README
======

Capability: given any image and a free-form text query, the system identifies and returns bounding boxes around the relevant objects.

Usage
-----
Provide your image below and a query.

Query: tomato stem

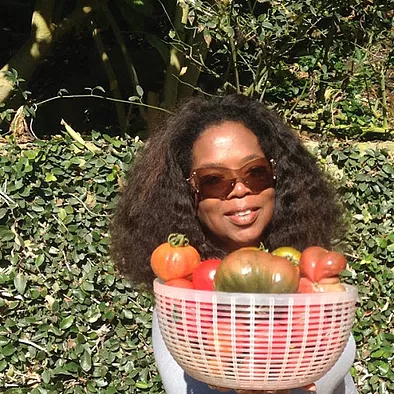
[258,241,268,251]
[167,233,190,247]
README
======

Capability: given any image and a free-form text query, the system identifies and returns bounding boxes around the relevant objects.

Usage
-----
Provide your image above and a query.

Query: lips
[225,207,259,226]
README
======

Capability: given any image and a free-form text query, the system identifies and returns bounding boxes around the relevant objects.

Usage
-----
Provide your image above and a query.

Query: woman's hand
[236,390,290,394]
[208,387,290,393]
[209,383,317,393]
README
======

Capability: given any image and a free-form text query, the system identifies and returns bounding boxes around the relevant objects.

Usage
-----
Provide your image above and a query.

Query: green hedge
[326,144,394,393]
[0,134,393,393]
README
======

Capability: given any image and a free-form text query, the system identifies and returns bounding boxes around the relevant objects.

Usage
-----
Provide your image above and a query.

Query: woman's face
[191,121,275,252]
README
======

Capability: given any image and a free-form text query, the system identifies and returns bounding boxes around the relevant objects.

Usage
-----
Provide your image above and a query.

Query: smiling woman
[110,94,357,394]
[189,121,275,252]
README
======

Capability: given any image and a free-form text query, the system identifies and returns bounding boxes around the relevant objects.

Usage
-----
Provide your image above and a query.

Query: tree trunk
[91,19,128,133]
[162,2,187,109]
[162,2,208,109]
[0,0,108,105]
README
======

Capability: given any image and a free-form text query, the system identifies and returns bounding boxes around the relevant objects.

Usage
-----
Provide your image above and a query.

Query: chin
[228,233,261,250]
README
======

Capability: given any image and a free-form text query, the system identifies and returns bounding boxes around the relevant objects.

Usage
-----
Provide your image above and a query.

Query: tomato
[172,298,214,340]
[192,259,221,290]
[297,277,345,293]
[285,303,342,355]
[253,321,290,356]
[237,322,299,373]
[204,318,249,359]
[165,278,195,289]
[272,246,301,266]
[299,246,347,283]
[214,248,300,293]
[150,233,201,281]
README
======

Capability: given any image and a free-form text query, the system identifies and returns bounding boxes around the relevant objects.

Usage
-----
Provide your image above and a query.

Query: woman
[110,94,358,394]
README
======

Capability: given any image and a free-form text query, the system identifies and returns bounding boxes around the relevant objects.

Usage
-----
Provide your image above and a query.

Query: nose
[227,178,252,198]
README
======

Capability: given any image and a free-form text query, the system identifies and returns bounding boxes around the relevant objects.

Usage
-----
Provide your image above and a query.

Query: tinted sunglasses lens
[197,174,234,200]
[244,163,274,192]
[193,158,274,200]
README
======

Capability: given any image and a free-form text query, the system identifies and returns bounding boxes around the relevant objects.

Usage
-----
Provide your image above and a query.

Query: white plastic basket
[154,279,358,391]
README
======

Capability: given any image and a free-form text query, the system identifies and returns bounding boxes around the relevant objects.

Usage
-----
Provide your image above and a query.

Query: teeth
[235,210,251,216]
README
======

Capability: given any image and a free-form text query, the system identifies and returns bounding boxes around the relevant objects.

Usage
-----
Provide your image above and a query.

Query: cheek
[258,191,275,228]
[197,201,220,226]
[261,189,275,216]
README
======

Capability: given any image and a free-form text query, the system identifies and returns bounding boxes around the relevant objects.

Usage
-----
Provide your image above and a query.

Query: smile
[234,209,252,216]
[226,208,258,226]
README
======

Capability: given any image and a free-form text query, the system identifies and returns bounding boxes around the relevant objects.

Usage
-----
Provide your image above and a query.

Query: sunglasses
[187,157,276,201]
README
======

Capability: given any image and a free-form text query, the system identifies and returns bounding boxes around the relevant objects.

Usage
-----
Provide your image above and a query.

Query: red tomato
[204,318,249,359]
[173,300,213,340]
[239,321,300,369]
[297,277,346,293]
[150,233,201,281]
[192,259,221,290]
[254,321,289,356]
[286,304,341,354]
[299,246,347,283]
[165,278,195,289]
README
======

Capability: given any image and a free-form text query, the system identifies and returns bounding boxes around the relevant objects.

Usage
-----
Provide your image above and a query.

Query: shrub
[0,134,393,393]
[0,134,163,393]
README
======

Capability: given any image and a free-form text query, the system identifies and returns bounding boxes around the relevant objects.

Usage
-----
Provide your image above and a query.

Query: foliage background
[0,134,393,394]
[0,0,393,393]
[0,0,393,139]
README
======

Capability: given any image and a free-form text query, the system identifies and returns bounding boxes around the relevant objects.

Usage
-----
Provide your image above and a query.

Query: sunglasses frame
[187,157,277,201]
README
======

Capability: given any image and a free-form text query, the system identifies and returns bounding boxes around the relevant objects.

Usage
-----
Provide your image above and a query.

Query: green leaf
[377,361,390,375]
[136,85,144,98]
[136,382,150,389]
[82,281,94,292]
[123,309,134,319]
[35,254,45,267]
[42,369,51,383]
[0,359,7,371]
[59,316,75,330]
[81,350,92,372]
[58,208,67,221]
[105,274,115,286]
[2,343,16,356]
[0,208,7,220]
[14,272,27,294]
[64,361,80,372]
[382,164,393,174]
[45,173,57,182]
[0,227,14,241]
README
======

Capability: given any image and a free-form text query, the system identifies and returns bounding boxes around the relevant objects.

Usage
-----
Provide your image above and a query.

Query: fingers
[208,387,288,394]
[209,385,314,393]
[236,390,290,394]
[303,383,317,391]
[208,385,232,392]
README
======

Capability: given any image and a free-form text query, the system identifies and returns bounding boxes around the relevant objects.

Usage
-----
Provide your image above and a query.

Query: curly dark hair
[110,94,344,285]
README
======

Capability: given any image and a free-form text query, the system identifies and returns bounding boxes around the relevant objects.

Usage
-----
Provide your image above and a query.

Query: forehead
[191,121,265,169]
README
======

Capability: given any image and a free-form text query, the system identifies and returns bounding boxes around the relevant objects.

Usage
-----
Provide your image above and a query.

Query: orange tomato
[150,233,201,281]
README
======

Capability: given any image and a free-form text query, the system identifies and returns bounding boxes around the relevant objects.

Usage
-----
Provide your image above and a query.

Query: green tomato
[272,246,301,266]
[214,248,300,293]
